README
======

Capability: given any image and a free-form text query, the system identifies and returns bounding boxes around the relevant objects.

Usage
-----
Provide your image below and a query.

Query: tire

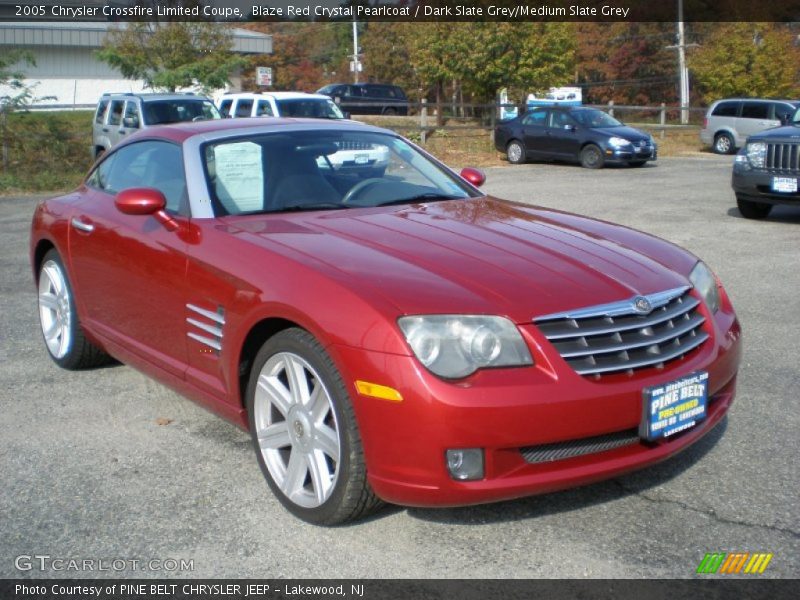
[37,249,112,370]
[736,196,772,220]
[506,140,526,164]
[580,144,605,169]
[382,107,397,116]
[246,328,380,525]
[713,132,734,155]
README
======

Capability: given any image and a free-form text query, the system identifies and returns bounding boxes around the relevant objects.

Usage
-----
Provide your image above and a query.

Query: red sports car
[30,119,741,524]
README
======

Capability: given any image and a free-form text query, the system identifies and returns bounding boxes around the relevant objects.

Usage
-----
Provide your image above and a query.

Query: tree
[96,23,248,94]
[690,23,800,102]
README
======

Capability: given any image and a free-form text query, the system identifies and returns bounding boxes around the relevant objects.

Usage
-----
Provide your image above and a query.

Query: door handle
[70,217,94,233]
[119,130,126,135]
[102,128,109,133]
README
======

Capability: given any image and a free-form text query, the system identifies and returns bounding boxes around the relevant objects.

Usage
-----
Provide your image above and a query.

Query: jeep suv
[700,98,799,154]
[316,83,409,116]
[732,106,800,219]
[92,93,220,159]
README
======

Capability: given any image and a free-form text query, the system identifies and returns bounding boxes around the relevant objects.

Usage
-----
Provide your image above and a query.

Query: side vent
[186,303,225,355]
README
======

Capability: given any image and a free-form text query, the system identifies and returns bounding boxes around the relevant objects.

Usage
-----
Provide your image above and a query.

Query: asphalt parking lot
[1,155,798,579]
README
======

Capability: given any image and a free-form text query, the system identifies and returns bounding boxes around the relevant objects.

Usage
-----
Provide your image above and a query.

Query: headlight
[398,315,533,379]
[689,262,720,313]
[608,136,631,148]
[746,141,767,168]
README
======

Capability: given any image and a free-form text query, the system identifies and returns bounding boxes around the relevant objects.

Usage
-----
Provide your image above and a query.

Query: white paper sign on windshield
[213,142,264,213]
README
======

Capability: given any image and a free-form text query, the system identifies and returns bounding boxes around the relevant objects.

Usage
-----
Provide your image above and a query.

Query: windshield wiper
[268,203,349,213]
[374,193,463,207]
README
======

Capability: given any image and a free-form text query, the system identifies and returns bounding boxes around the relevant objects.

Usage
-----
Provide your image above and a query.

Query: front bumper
[331,303,741,507]
[604,143,657,164]
[732,161,800,206]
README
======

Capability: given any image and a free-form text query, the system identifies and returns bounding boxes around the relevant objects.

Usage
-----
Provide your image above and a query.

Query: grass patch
[0,110,93,194]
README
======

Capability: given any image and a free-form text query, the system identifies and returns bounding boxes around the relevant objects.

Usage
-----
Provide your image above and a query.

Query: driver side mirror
[460,167,486,187]
[115,188,178,231]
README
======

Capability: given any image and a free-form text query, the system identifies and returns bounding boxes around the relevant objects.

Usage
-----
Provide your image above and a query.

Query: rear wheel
[506,140,526,164]
[713,132,734,155]
[37,249,112,369]
[246,328,380,525]
[580,144,605,169]
[736,196,772,219]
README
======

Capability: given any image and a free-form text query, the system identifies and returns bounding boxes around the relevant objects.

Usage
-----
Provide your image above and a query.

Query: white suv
[218,92,389,176]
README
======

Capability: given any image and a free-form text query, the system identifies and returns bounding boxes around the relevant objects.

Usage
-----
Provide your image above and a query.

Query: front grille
[534,287,708,377]
[520,429,640,464]
[766,143,800,171]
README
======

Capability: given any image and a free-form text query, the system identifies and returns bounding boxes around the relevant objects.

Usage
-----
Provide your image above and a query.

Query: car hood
[592,125,651,142]
[749,123,800,141]
[224,198,696,323]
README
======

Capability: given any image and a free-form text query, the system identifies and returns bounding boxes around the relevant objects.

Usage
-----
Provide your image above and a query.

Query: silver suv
[92,93,220,159]
[700,98,799,154]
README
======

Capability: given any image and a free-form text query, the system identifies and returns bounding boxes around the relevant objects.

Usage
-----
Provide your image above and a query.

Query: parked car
[218,91,345,120]
[700,98,799,155]
[32,118,740,524]
[732,106,800,219]
[494,106,657,168]
[92,93,219,159]
[317,83,409,116]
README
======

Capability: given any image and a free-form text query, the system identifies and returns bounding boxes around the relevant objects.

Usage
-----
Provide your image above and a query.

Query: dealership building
[0,19,272,107]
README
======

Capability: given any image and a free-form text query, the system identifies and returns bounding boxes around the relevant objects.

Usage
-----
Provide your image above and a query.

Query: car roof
[101,93,210,102]
[221,92,332,101]
[116,117,391,145]
[712,98,800,104]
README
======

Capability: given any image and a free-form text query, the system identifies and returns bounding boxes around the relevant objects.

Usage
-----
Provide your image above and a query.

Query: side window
[549,111,574,128]
[236,99,254,117]
[108,100,125,126]
[86,153,117,191]
[95,98,109,124]
[712,102,739,117]
[740,102,769,119]
[219,99,232,118]
[256,100,274,116]
[773,103,795,122]
[123,102,140,129]
[102,142,187,213]
[522,109,548,126]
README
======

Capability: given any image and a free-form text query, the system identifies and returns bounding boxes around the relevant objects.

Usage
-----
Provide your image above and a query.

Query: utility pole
[666,0,697,125]
[352,21,360,84]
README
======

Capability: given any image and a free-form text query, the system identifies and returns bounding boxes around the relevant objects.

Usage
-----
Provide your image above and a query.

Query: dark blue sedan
[495,106,657,168]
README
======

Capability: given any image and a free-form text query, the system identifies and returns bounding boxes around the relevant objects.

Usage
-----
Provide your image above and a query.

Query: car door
[736,101,774,142]
[67,141,189,377]
[117,100,141,141]
[545,110,581,158]
[104,99,126,148]
[520,108,551,157]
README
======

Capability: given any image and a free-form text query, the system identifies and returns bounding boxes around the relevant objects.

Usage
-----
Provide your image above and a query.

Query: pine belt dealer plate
[772,177,798,193]
[640,371,708,441]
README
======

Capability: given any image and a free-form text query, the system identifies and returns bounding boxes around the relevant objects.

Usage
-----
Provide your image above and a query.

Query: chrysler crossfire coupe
[31,118,741,524]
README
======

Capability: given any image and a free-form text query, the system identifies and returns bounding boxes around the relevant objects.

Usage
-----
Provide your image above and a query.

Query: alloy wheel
[38,259,72,359]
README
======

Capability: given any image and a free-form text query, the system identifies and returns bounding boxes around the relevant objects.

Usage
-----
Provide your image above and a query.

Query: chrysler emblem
[633,296,652,314]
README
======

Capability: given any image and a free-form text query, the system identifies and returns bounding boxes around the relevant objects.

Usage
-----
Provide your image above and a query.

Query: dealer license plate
[772,177,797,193]
[640,371,708,441]
[354,153,370,165]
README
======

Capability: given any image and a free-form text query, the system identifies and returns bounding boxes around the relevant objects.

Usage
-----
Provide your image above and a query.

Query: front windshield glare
[203,131,474,216]
[572,109,622,128]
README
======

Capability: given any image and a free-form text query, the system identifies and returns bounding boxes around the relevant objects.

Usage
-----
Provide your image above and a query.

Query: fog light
[446,449,484,481]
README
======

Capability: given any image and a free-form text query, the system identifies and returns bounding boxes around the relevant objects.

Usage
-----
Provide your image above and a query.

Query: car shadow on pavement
[726,206,800,223]
[403,417,728,526]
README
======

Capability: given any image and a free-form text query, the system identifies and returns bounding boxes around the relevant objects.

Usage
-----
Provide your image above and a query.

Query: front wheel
[37,249,112,369]
[246,328,380,525]
[580,144,605,169]
[506,140,526,164]
[736,196,772,220]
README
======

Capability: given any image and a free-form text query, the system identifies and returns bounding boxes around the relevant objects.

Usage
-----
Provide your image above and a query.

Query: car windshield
[202,130,475,216]
[317,85,337,95]
[143,100,220,125]
[571,109,622,128]
[275,99,345,119]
